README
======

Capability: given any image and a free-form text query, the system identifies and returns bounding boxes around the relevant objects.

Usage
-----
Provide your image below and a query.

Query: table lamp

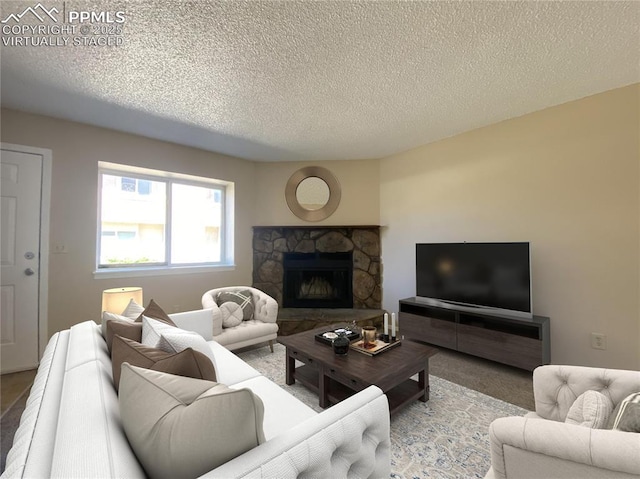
[101,287,143,315]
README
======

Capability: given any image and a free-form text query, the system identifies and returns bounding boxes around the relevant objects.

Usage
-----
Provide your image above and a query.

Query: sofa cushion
[105,320,142,353]
[607,392,640,432]
[206,340,262,386]
[111,335,216,391]
[135,299,176,325]
[119,363,265,479]
[213,320,279,349]
[230,376,317,440]
[121,298,145,319]
[217,290,254,320]
[565,390,613,428]
[101,311,132,338]
[159,329,217,366]
[220,302,244,328]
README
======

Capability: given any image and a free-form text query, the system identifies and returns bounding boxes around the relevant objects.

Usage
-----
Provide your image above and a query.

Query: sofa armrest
[489,416,640,479]
[200,386,391,479]
[169,308,215,341]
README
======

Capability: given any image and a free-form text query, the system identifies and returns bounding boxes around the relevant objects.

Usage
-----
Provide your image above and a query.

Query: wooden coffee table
[278,326,438,415]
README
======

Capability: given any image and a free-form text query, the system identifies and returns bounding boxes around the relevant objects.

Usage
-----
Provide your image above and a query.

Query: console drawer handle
[330,369,335,373]
[292,351,298,356]
[308,358,313,363]
[351,379,357,385]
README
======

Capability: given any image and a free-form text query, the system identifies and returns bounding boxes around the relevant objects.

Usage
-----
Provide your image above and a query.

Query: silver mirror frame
[285,166,341,222]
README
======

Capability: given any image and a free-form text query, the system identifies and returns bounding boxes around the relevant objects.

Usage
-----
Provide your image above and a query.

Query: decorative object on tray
[315,327,360,345]
[362,326,377,348]
[350,337,402,356]
[331,331,350,356]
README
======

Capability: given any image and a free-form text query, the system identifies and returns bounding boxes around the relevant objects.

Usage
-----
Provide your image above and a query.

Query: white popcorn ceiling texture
[1,1,638,161]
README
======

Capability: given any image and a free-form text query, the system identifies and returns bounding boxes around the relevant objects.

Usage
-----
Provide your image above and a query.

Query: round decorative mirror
[285,166,341,221]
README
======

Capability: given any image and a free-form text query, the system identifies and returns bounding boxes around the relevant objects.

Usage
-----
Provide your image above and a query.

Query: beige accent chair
[486,364,640,479]
[202,286,279,352]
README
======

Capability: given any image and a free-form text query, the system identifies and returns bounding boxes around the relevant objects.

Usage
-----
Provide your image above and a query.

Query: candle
[383,313,389,336]
[391,312,396,338]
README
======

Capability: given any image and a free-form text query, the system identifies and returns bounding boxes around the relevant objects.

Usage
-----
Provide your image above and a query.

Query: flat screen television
[416,242,532,319]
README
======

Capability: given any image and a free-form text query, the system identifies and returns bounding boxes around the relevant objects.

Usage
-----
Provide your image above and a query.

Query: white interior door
[1,146,46,373]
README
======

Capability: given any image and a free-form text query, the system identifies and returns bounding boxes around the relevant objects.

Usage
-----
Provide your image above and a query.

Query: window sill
[93,264,235,280]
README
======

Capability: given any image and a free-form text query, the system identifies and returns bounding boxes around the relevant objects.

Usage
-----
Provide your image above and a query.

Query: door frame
[1,142,51,362]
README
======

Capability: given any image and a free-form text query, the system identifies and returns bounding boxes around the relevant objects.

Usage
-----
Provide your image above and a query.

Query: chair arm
[201,386,391,479]
[532,365,640,421]
[201,292,223,336]
[252,292,278,324]
[489,416,640,479]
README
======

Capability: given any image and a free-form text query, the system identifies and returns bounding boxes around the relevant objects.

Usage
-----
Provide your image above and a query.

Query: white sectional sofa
[2,310,391,478]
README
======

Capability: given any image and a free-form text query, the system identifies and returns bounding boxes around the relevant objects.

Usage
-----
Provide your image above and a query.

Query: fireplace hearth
[283,252,353,308]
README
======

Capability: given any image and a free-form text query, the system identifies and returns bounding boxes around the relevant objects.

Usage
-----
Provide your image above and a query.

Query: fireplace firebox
[283,252,353,308]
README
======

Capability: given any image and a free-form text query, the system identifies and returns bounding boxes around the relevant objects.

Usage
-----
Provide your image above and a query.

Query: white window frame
[94,162,235,279]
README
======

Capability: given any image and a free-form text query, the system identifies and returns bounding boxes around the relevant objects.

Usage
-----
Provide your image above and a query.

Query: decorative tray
[314,328,360,346]
[350,338,402,356]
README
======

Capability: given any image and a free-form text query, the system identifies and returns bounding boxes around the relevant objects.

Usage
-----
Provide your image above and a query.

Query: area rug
[238,343,527,479]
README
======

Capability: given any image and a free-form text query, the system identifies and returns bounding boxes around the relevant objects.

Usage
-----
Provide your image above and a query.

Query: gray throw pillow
[607,392,640,432]
[565,390,613,428]
[216,290,254,320]
[119,363,265,479]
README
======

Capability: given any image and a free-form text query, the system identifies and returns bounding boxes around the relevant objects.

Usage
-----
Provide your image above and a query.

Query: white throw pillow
[121,298,145,319]
[101,311,132,338]
[141,316,177,348]
[159,330,216,366]
[119,363,265,479]
[565,390,613,428]
[219,302,244,328]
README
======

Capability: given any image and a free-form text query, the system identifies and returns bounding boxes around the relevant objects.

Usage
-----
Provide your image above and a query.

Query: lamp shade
[101,287,143,315]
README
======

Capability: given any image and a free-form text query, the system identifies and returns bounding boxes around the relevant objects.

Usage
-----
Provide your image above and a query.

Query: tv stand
[399,297,550,371]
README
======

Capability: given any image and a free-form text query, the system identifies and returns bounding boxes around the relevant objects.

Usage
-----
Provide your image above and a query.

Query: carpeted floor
[238,343,528,479]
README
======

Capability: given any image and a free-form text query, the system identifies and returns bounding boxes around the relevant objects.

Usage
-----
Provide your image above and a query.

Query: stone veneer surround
[252,226,382,309]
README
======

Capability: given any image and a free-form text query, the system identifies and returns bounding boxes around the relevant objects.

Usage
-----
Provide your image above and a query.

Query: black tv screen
[416,242,532,318]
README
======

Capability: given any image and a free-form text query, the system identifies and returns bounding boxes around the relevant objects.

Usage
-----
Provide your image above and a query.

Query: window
[97,163,233,271]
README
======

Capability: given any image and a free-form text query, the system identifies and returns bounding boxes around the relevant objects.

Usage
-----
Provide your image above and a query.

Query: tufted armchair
[202,286,279,352]
[485,364,640,479]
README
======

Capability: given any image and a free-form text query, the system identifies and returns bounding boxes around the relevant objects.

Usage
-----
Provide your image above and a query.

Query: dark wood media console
[399,297,550,371]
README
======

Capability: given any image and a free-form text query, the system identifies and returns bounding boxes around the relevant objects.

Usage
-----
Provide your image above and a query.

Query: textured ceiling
[1,1,638,161]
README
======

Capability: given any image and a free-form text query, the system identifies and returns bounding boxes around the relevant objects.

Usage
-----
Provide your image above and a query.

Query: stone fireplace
[252,226,381,309]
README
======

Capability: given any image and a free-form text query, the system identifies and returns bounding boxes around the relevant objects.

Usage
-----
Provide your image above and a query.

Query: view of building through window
[99,170,224,267]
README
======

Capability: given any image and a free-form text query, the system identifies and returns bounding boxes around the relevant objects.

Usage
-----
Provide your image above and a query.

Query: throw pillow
[121,298,145,319]
[101,311,132,339]
[142,316,217,368]
[105,319,142,353]
[565,390,613,428]
[135,299,176,326]
[119,363,265,479]
[216,290,254,320]
[141,316,178,348]
[219,302,244,328]
[111,335,216,391]
[607,392,640,432]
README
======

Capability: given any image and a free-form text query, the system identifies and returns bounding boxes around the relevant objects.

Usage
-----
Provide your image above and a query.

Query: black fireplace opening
[283,252,353,308]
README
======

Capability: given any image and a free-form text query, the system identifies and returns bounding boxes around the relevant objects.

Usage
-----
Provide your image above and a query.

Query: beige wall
[253,160,380,226]
[380,84,640,369]
[1,109,257,337]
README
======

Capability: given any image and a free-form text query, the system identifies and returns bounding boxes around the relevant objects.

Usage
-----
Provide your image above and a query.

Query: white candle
[383,313,389,336]
[391,312,396,337]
